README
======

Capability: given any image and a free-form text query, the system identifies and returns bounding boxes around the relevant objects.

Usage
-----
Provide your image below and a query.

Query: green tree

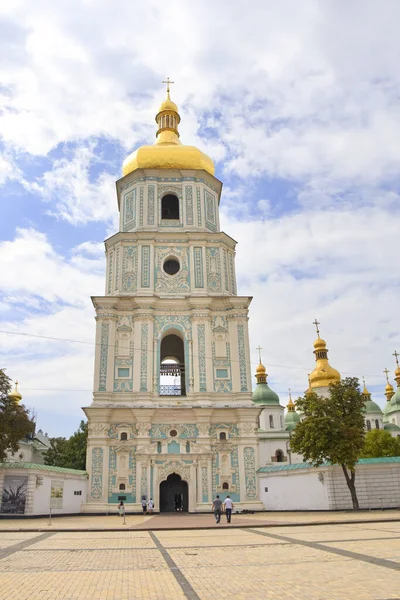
[63,420,88,470]
[0,368,35,462]
[290,377,366,510]
[44,420,88,470]
[360,429,400,458]
[44,437,68,467]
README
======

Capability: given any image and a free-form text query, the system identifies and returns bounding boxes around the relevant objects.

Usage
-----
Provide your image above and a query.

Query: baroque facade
[83,87,263,512]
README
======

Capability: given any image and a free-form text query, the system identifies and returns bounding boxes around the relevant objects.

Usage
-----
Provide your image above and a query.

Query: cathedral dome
[9,381,22,403]
[309,322,341,389]
[122,88,215,177]
[285,393,300,431]
[252,361,280,405]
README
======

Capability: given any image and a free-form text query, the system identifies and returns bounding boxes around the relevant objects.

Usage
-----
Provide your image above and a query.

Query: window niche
[161,194,179,220]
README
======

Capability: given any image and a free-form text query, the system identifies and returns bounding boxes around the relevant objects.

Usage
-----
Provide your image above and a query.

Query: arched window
[269,415,274,429]
[219,432,226,441]
[120,432,127,441]
[119,483,126,490]
[186,441,190,453]
[375,419,380,429]
[222,482,229,490]
[157,441,162,454]
[366,420,371,431]
[280,415,283,429]
[276,450,284,463]
[162,194,179,220]
[160,334,185,396]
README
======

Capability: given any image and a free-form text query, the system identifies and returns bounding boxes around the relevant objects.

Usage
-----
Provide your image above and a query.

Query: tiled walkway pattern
[0,521,400,599]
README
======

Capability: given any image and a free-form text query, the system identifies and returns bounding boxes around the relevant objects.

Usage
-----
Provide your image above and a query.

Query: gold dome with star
[122,82,215,177]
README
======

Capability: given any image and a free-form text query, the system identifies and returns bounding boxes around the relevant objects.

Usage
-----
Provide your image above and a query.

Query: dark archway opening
[160,473,188,512]
[162,194,179,220]
[160,334,185,396]
[276,449,284,463]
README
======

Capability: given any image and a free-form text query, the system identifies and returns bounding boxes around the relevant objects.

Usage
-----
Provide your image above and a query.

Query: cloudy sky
[1,0,399,437]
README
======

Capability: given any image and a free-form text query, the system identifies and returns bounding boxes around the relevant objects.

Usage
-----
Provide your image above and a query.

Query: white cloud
[0,229,105,435]
[1,0,400,435]
[27,144,118,225]
[1,0,400,194]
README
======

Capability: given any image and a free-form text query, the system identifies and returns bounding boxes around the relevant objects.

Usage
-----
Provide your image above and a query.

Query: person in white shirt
[148,498,155,514]
[223,495,234,523]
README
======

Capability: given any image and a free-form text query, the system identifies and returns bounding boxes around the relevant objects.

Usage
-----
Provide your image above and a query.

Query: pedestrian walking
[148,498,154,514]
[141,498,147,514]
[223,495,234,523]
[118,500,125,517]
[212,495,222,524]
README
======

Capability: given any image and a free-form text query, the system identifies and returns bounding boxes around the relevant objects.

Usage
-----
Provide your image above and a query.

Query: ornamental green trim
[257,456,400,473]
[0,462,87,475]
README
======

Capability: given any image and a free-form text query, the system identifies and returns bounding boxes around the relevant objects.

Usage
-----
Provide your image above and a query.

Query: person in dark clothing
[212,495,222,523]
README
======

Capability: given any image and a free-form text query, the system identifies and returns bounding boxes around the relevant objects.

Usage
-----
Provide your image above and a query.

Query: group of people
[118,494,233,523]
[212,495,234,523]
[118,498,155,516]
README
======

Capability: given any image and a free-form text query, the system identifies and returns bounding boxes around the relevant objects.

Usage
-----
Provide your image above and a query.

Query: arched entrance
[159,473,188,512]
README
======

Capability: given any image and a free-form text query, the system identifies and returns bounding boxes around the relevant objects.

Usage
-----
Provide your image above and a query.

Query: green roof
[0,462,87,475]
[384,423,400,431]
[252,382,280,406]
[363,399,383,414]
[257,456,400,473]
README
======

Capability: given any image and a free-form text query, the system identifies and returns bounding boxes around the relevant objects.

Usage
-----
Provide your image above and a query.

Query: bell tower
[83,84,262,512]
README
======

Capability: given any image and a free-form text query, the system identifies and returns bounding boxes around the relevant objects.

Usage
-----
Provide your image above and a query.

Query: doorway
[159,473,188,512]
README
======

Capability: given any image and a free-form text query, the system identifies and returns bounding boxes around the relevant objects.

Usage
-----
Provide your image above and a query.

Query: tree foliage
[360,429,400,458]
[0,368,35,462]
[44,420,88,470]
[290,377,366,510]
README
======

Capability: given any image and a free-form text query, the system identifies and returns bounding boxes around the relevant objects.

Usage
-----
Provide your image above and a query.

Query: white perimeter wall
[259,469,330,510]
[259,462,400,511]
[32,475,88,515]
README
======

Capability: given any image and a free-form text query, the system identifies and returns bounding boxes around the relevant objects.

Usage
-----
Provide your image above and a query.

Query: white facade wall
[0,467,87,516]
[327,463,400,510]
[32,475,88,515]
[258,461,400,511]
[259,469,330,510]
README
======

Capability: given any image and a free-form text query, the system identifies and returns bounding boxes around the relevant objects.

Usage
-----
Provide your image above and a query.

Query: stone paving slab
[1,509,400,532]
[1,524,400,599]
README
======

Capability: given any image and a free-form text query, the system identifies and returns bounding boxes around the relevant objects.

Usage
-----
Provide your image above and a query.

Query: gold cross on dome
[383,367,390,383]
[162,77,175,93]
[393,350,399,367]
[313,319,320,336]
[256,346,262,363]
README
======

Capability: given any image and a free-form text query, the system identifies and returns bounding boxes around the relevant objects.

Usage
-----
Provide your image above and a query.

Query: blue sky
[0,0,399,436]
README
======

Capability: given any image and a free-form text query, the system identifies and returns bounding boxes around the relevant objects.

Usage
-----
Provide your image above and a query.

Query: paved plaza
[0,513,400,599]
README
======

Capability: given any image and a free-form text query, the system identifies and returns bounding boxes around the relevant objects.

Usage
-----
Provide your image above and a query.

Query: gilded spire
[255,346,267,384]
[362,376,371,398]
[122,81,214,176]
[383,367,394,401]
[156,78,181,143]
[287,389,295,412]
[393,351,400,387]
[9,380,22,403]
[309,320,341,389]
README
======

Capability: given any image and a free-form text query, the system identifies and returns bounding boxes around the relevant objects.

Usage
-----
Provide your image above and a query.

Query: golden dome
[287,391,296,412]
[122,89,215,177]
[313,337,327,351]
[362,378,371,397]
[309,321,341,389]
[256,362,266,375]
[9,381,22,403]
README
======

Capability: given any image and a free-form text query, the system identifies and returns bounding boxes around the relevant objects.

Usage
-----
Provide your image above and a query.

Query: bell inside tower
[159,334,186,396]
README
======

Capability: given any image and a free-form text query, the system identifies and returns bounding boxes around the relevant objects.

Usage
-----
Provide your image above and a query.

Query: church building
[82,84,400,513]
[83,83,264,512]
